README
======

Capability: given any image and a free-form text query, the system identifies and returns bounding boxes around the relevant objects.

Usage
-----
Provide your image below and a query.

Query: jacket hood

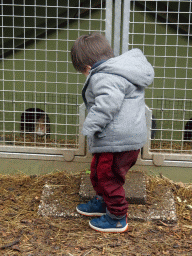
[90,48,154,88]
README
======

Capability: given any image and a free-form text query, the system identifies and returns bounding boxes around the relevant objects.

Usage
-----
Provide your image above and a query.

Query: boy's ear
[83,65,91,77]
[86,65,91,72]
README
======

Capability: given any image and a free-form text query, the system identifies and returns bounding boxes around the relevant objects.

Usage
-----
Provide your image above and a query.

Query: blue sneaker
[89,214,128,233]
[76,196,106,216]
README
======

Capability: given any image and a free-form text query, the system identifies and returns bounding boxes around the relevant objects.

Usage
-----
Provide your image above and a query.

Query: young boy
[71,33,154,233]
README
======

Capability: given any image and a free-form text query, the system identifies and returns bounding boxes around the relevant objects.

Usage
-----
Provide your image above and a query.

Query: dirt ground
[0,171,192,256]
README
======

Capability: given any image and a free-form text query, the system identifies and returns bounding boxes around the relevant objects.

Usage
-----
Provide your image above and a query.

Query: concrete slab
[128,185,177,224]
[38,178,177,224]
[38,184,79,218]
[79,171,147,204]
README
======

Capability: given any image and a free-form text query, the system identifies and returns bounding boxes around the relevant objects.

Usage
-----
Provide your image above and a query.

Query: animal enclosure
[0,0,192,166]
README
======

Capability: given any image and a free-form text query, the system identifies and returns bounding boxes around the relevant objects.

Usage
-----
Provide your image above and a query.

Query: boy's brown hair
[71,33,114,73]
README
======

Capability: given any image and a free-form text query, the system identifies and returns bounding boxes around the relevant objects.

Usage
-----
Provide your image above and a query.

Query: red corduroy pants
[90,150,140,216]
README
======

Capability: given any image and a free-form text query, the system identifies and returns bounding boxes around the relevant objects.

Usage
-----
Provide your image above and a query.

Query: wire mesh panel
[0,0,105,153]
[129,0,192,157]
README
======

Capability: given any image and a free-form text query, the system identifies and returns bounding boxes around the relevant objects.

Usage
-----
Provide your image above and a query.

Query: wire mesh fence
[129,0,192,155]
[0,0,106,149]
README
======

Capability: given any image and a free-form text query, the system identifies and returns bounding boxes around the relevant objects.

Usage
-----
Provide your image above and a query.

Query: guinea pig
[151,115,157,139]
[184,118,192,141]
[20,108,50,138]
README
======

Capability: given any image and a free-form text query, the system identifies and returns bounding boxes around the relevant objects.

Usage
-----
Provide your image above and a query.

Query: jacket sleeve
[82,73,125,137]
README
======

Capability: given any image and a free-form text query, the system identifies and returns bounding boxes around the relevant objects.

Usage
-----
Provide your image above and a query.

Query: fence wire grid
[128,0,192,155]
[0,0,105,149]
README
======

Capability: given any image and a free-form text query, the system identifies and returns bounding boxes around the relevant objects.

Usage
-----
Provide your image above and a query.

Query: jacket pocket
[95,131,106,138]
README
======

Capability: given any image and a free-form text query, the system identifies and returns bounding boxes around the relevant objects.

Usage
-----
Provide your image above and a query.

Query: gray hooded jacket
[81,48,154,153]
